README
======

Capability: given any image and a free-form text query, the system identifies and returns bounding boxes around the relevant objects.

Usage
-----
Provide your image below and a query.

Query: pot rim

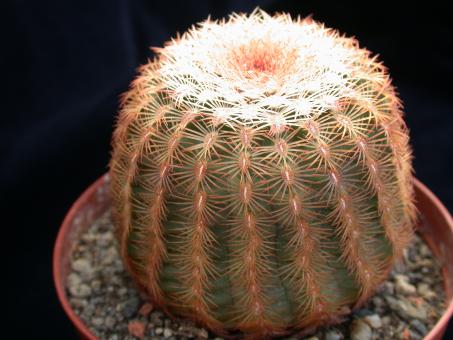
[53,176,105,340]
[53,175,453,339]
[415,179,453,340]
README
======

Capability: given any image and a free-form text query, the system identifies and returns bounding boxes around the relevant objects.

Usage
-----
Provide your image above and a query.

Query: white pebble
[363,314,382,329]
[71,258,93,279]
[350,319,372,340]
[325,329,342,340]
[163,328,173,338]
[417,283,436,299]
[69,283,91,298]
[395,274,416,295]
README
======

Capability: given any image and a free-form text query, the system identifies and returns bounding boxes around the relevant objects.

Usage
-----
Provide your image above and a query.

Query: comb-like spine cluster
[109,10,415,338]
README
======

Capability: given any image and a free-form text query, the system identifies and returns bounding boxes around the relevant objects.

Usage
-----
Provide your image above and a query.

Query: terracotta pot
[53,174,453,339]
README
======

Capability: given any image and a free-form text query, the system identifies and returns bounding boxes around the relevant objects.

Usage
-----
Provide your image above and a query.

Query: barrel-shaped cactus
[109,10,415,337]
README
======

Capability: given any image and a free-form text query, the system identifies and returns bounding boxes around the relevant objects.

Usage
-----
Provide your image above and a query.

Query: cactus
[109,9,415,338]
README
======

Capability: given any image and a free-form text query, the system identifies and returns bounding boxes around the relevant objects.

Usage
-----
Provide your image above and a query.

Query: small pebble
[67,272,82,287]
[69,297,87,308]
[138,303,154,317]
[81,304,95,317]
[401,327,411,340]
[163,328,172,338]
[395,274,416,295]
[350,319,372,340]
[105,316,116,329]
[92,317,104,327]
[197,328,209,339]
[420,244,431,257]
[409,330,423,340]
[410,319,428,335]
[394,299,427,321]
[118,287,128,296]
[101,246,117,265]
[372,296,383,308]
[381,316,391,325]
[381,281,395,295]
[82,232,96,243]
[121,296,140,318]
[128,320,145,338]
[325,329,342,340]
[417,282,436,299]
[97,232,113,247]
[91,279,102,292]
[69,283,92,298]
[362,314,382,329]
[72,258,93,278]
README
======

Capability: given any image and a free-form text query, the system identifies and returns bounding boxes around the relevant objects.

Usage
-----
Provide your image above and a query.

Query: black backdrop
[3,0,452,338]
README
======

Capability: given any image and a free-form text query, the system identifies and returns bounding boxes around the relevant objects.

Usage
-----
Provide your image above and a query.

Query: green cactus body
[109,10,415,338]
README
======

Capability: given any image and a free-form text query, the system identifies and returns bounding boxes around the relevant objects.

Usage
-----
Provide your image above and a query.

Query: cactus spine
[109,9,415,338]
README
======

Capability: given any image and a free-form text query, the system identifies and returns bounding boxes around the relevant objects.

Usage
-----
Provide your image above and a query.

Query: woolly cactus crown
[157,10,385,123]
[110,9,415,338]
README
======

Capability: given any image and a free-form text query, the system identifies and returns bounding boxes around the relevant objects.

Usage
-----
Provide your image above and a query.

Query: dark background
[3,0,452,338]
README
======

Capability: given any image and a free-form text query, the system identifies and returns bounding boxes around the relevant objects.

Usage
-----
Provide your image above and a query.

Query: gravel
[67,210,446,339]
